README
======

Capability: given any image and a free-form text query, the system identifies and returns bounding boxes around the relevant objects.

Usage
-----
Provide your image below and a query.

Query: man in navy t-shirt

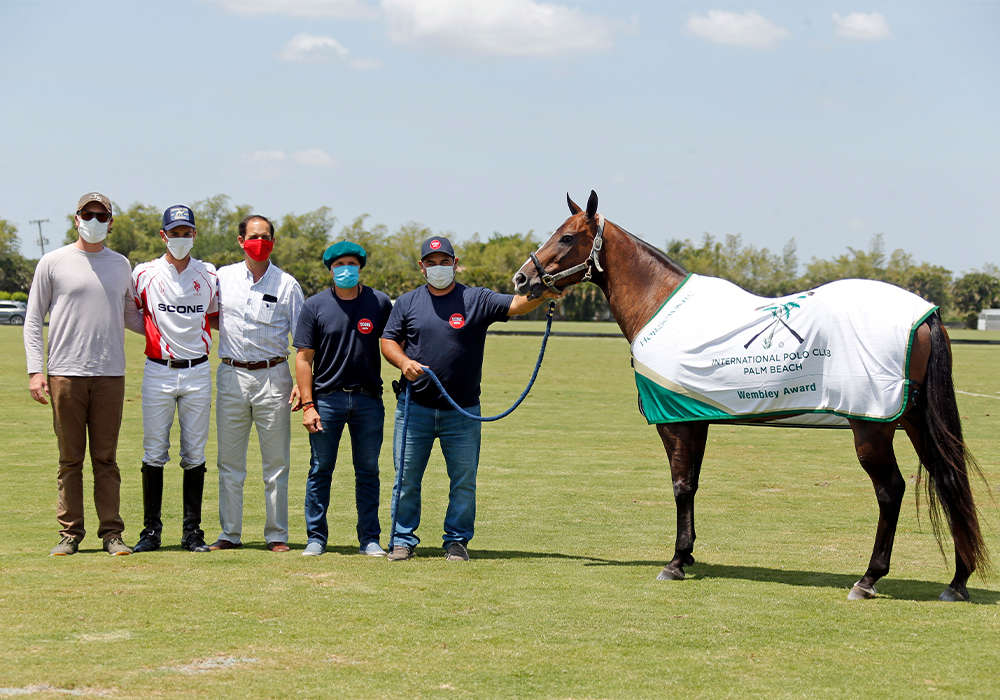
[380,235,559,561]
[293,241,392,557]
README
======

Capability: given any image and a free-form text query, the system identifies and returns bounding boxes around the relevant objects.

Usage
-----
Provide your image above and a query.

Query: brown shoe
[267,542,290,552]
[208,539,242,551]
[386,545,414,561]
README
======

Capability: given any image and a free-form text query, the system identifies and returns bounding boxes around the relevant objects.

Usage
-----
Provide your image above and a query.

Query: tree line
[2,195,998,325]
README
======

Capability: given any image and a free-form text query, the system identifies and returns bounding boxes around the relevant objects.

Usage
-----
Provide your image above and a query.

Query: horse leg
[847,420,906,600]
[655,422,708,581]
[900,418,973,602]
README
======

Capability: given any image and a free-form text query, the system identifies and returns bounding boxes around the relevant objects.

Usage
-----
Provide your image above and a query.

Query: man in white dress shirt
[132,204,219,553]
[209,214,304,553]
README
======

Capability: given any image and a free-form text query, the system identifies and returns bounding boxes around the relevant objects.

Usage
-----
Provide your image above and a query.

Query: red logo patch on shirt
[449,313,465,329]
[357,318,374,334]
[430,239,441,250]
[193,280,201,294]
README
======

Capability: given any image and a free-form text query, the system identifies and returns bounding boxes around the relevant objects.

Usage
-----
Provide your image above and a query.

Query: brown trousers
[49,375,126,542]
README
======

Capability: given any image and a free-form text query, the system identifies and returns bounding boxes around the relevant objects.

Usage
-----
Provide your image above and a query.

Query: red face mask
[242,238,274,262]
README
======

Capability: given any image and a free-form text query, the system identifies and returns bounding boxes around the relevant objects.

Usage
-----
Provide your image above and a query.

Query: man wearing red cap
[24,192,143,556]
[380,236,558,562]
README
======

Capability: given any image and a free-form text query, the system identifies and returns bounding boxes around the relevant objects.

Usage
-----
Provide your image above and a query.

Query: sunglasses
[78,210,111,223]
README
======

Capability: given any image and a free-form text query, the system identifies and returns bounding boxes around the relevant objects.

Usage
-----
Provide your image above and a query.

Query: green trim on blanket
[635,373,735,422]
[635,273,693,335]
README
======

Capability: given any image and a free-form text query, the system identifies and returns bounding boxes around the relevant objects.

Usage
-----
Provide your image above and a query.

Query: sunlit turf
[1,324,998,697]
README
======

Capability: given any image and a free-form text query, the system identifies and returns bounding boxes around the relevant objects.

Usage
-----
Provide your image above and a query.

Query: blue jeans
[390,400,481,549]
[305,392,384,547]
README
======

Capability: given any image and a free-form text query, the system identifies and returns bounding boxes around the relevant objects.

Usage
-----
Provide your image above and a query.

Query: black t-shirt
[293,286,392,395]
[382,283,513,409]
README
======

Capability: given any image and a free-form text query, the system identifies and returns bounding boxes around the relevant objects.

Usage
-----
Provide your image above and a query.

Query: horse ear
[567,193,582,215]
[586,190,598,219]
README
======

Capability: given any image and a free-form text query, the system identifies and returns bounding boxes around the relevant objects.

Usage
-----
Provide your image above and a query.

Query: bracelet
[301,401,315,410]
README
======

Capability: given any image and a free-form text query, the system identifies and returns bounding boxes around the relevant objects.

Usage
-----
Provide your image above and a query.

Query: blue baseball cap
[162,205,196,231]
[420,236,455,259]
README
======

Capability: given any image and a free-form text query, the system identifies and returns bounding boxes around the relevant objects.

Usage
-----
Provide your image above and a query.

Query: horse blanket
[631,274,937,427]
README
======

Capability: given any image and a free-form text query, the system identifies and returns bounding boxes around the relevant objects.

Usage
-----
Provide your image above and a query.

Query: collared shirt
[217,261,304,362]
[133,255,218,360]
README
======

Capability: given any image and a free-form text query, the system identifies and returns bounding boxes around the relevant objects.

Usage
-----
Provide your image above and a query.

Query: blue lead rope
[388,301,556,552]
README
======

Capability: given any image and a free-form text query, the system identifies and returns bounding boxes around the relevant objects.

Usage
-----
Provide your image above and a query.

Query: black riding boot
[133,463,163,553]
[181,464,210,552]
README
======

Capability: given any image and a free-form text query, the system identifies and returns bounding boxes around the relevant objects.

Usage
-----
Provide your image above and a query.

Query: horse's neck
[596,222,687,343]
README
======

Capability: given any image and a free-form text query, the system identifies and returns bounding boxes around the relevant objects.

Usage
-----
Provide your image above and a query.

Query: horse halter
[529,214,605,295]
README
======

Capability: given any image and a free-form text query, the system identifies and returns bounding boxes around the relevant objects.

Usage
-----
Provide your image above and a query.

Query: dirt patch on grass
[0,684,114,696]
[166,656,259,674]
[75,630,133,642]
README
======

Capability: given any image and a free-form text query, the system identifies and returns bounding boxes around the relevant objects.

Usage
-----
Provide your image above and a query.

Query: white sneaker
[360,541,386,557]
[302,541,325,556]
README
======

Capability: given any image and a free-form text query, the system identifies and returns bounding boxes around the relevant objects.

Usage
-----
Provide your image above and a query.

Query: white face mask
[77,218,108,244]
[166,236,194,259]
[425,264,455,289]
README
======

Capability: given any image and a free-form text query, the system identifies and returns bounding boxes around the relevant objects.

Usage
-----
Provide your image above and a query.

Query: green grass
[1,323,998,697]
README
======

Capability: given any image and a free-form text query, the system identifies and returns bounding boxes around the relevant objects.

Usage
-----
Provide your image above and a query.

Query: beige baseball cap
[76,192,112,214]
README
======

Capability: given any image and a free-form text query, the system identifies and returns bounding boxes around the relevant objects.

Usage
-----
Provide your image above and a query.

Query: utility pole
[29,218,49,255]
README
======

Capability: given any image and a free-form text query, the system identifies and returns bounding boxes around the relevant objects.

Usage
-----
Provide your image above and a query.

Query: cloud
[381,0,617,56]
[686,10,789,49]
[832,12,890,41]
[214,0,378,19]
[291,149,336,167]
[244,149,336,168]
[278,33,380,68]
[279,34,350,62]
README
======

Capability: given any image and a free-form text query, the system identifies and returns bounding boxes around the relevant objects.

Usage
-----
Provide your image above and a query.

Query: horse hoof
[938,586,970,602]
[847,582,877,600]
[657,565,685,581]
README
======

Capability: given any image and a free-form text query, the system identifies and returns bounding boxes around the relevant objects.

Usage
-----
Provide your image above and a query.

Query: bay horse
[513,190,989,601]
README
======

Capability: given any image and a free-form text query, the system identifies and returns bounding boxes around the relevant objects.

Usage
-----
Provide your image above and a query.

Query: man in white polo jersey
[131,204,218,553]
[210,214,303,553]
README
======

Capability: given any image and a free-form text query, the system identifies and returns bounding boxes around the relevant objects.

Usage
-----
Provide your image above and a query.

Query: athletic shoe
[386,545,414,561]
[103,536,132,556]
[445,541,470,561]
[302,541,325,556]
[360,541,386,557]
[49,535,79,556]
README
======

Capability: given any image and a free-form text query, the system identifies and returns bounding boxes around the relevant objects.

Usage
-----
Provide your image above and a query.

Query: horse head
[513,190,604,299]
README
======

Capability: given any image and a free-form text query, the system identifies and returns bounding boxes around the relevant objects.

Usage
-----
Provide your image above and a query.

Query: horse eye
[559,234,575,245]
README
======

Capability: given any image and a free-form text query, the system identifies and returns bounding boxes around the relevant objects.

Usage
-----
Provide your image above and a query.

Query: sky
[1,0,997,275]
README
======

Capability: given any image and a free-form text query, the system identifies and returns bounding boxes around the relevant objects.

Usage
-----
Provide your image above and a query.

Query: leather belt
[148,355,208,369]
[221,356,286,370]
[327,386,380,399]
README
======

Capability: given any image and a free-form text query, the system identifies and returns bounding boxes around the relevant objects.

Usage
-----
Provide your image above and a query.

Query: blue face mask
[333,264,360,289]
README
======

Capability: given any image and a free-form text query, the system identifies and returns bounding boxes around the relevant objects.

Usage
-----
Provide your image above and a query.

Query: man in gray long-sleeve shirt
[24,191,144,557]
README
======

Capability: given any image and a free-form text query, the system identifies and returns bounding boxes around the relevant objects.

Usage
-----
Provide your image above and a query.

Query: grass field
[1,322,998,698]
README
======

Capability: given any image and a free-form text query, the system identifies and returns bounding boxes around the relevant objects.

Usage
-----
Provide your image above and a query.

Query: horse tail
[917,313,990,576]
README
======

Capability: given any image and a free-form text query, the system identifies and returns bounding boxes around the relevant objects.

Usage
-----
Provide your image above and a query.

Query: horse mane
[608,220,688,277]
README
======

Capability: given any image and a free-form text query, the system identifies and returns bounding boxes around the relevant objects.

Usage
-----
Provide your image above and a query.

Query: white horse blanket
[631,275,937,427]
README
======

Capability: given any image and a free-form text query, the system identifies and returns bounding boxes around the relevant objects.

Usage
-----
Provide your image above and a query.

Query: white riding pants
[215,362,292,545]
[141,359,212,469]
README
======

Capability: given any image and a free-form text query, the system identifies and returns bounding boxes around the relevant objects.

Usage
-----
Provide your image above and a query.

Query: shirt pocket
[248,294,278,325]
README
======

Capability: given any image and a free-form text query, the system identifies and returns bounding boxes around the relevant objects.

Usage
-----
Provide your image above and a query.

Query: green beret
[322,241,367,269]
